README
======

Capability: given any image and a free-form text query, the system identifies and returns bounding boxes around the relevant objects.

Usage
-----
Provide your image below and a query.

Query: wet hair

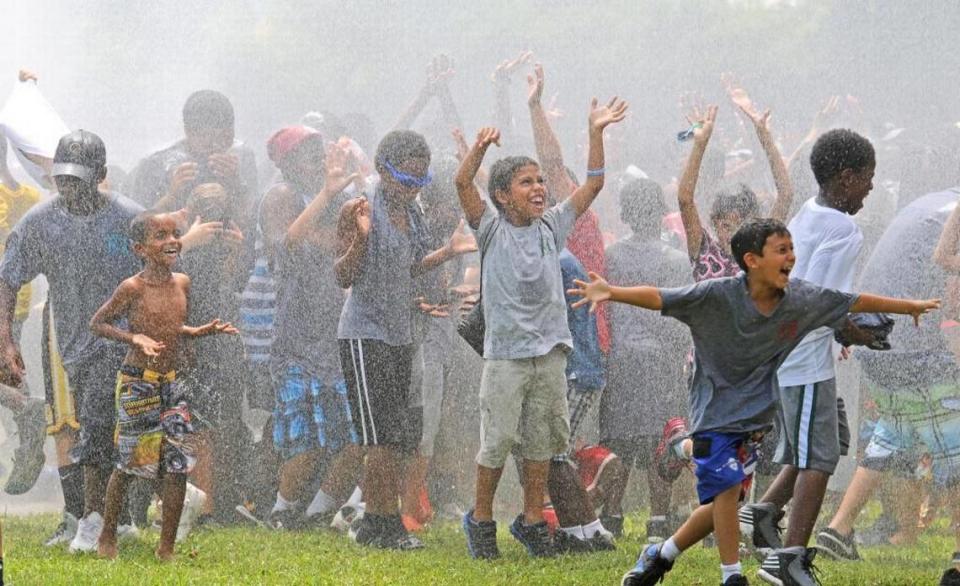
[731,218,791,272]
[182,90,235,132]
[709,183,759,221]
[374,130,431,174]
[488,156,539,212]
[619,178,665,238]
[129,211,164,245]
[810,129,875,187]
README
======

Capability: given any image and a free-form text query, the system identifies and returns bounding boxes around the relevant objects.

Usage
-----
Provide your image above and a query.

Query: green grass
[0,513,953,585]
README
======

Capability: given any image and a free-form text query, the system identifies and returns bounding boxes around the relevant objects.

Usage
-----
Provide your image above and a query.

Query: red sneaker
[542,503,559,535]
[654,417,690,482]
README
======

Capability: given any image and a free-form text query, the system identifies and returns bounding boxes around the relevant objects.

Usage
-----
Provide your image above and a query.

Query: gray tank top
[337,182,429,346]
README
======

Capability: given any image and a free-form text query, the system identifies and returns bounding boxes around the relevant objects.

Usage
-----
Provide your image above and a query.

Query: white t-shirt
[778,198,863,386]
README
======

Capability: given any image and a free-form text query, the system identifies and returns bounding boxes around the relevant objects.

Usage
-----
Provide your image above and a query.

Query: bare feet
[155,546,176,562]
[97,538,118,560]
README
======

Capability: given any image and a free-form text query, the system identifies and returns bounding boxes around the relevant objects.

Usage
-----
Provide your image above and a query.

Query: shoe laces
[801,552,824,585]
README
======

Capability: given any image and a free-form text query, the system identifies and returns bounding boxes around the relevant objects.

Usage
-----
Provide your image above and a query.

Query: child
[455,93,628,560]
[90,212,237,561]
[567,218,938,586]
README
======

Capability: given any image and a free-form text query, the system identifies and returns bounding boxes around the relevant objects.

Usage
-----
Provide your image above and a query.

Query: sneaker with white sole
[68,512,104,553]
[739,502,784,552]
[175,484,207,543]
[815,527,861,561]
[332,502,365,533]
[117,523,140,541]
[44,512,79,547]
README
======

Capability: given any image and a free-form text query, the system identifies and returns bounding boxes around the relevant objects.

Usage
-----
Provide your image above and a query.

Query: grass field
[1,512,954,585]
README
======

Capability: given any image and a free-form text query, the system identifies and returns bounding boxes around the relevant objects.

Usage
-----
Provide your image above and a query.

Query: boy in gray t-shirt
[571,219,939,586]
[455,94,628,561]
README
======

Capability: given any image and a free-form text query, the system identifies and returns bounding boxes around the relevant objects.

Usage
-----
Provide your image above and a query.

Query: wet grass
[0,513,952,585]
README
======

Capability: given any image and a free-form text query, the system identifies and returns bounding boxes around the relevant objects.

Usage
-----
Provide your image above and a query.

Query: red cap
[267,125,321,164]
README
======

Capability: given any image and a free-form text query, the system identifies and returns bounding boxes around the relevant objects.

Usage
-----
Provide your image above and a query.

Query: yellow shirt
[0,183,42,320]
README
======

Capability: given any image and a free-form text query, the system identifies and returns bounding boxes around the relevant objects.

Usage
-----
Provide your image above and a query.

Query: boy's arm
[491,51,532,145]
[567,96,629,218]
[89,281,164,356]
[677,105,717,260]
[850,293,940,326]
[333,198,371,289]
[526,64,575,202]
[286,143,360,246]
[182,318,239,338]
[432,55,464,131]
[933,202,960,273]
[725,80,794,222]
[567,271,663,313]
[454,128,499,229]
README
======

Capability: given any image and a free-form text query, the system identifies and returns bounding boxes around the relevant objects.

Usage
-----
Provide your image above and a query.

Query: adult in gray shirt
[0,130,142,552]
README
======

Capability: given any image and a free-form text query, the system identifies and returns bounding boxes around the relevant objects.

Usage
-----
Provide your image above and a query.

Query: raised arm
[850,293,940,326]
[786,95,841,171]
[334,198,371,289]
[677,105,717,260]
[567,271,663,312]
[491,51,533,145]
[286,142,359,246]
[413,218,477,276]
[526,64,574,201]
[933,202,960,273]
[394,68,435,131]
[455,127,500,228]
[725,79,794,221]
[431,54,464,131]
[567,96,629,218]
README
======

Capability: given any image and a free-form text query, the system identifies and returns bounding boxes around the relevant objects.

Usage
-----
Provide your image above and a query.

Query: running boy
[91,212,237,561]
[567,218,939,586]
[456,93,628,560]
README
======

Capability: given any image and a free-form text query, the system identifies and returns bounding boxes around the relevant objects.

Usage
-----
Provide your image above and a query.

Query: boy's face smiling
[745,232,796,290]
[136,215,182,269]
[496,164,547,224]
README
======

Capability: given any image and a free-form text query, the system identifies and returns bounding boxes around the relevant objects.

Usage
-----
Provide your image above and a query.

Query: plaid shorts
[271,360,357,460]
[567,383,602,446]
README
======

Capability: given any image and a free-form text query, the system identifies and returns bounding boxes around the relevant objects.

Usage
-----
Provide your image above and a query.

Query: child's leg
[473,465,504,522]
[828,466,882,535]
[400,452,431,519]
[319,444,363,502]
[548,457,595,527]
[277,450,320,503]
[711,483,742,565]
[363,445,402,516]
[672,502,715,550]
[97,470,132,559]
[522,459,550,524]
[157,473,187,561]
[191,430,215,515]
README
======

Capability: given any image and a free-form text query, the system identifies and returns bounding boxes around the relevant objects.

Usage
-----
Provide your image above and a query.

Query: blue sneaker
[509,514,556,558]
[463,510,499,560]
[621,543,674,586]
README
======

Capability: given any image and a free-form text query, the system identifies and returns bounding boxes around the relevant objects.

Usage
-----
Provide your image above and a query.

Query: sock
[720,562,743,581]
[583,518,607,538]
[673,439,691,461]
[305,488,337,517]
[560,525,585,539]
[660,537,682,561]
[271,491,298,513]
[58,464,84,519]
[346,486,363,507]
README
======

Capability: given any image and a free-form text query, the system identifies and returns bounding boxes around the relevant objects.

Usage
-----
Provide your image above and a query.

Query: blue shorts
[271,361,358,460]
[691,431,761,505]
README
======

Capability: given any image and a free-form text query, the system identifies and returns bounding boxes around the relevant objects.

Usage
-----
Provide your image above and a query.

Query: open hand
[451,128,470,161]
[588,97,629,133]
[475,127,501,150]
[193,319,239,337]
[132,334,165,356]
[492,51,534,82]
[324,141,361,195]
[686,105,718,144]
[426,54,455,93]
[910,299,941,325]
[181,216,224,250]
[722,75,770,131]
[567,271,612,313]
[18,70,38,83]
[447,219,478,255]
[526,63,545,106]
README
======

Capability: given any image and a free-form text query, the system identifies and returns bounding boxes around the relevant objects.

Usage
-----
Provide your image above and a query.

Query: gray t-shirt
[660,274,857,434]
[474,199,577,360]
[0,193,143,365]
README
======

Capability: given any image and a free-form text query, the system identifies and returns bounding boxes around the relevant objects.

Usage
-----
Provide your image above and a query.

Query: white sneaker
[117,523,140,541]
[44,512,79,547]
[68,512,104,553]
[176,484,207,543]
[332,502,364,533]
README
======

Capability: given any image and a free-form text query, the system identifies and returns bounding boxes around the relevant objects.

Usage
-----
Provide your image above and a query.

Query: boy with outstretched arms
[455,93,628,560]
[91,212,237,561]
[568,219,938,586]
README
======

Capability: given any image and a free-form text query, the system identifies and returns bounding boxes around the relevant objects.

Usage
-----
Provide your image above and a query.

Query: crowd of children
[0,57,959,586]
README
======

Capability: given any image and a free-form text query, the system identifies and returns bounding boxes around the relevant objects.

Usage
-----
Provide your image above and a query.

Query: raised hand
[181,215,224,249]
[567,271,612,313]
[526,63,545,106]
[722,74,770,130]
[323,141,361,195]
[426,54,455,93]
[686,105,718,144]
[813,95,841,132]
[18,70,38,83]
[492,50,534,83]
[451,128,470,162]
[447,218,478,255]
[588,97,629,133]
[474,127,501,149]
[132,334,165,356]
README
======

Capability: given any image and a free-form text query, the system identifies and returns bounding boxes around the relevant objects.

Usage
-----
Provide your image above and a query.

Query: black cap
[51,130,106,182]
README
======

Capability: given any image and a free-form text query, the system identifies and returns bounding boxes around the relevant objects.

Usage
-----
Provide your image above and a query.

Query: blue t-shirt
[0,193,143,365]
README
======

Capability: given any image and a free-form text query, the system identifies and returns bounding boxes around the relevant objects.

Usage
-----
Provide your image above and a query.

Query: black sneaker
[739,502,784,551]
[374,517,425,551]
[554,530,595,554]
[757,551,783,585]
[621,543,674,586]
[815,527,861,561]
[646,517,670,544]
[266,508,304,531]
[586,531,616,552]
[462,510,499,560]
[767,547,822,586]
[350,513,381,546]
[723,575,749,586]
[941,567,960,586]
[4,398,47,495]
[601,514,624,538]
[509,515,556,558]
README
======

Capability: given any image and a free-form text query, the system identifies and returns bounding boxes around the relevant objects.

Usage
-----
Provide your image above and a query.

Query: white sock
[345,486,363,507]
[720,561,743,582]
[305,488,337,517]
[560,525,585,539]
[582,518,608,538]
[271,492,298,513]
[660,537,682,561]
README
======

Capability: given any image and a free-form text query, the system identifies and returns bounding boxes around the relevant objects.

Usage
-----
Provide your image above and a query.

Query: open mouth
[779,265,793,278]
[530,195,544,208]
[162,246,180,259]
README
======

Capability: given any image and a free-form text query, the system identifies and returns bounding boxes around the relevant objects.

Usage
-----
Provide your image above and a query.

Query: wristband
[586,168,605,177]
